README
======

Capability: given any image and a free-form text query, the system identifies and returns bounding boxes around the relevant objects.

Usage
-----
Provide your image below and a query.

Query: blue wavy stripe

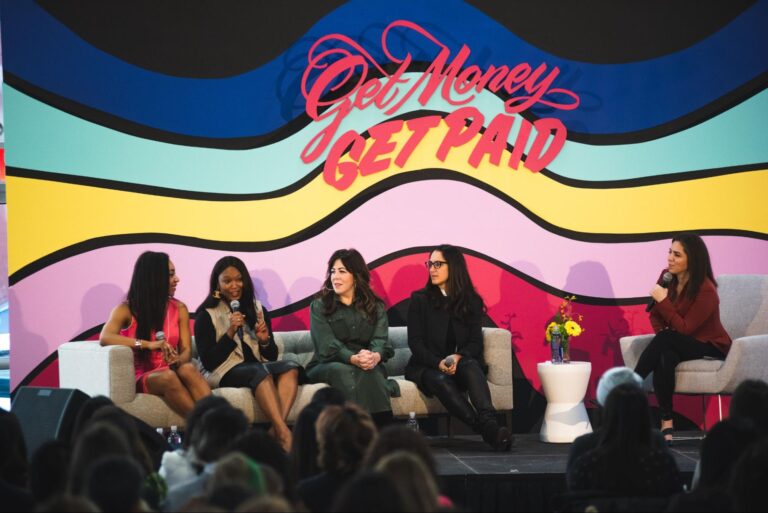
[2,0,767,138]
[6,85,768,194]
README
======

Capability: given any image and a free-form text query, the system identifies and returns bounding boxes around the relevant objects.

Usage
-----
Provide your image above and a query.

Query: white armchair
[620,275,768,407]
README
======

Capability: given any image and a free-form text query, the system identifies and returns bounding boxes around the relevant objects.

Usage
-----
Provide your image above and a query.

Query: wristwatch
[134,339,142,349]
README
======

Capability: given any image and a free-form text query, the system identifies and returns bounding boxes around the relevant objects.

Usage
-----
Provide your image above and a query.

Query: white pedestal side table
[537,361,593,443]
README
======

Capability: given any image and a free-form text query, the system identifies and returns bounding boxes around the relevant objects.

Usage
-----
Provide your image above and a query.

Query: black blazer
[405,289,486,390]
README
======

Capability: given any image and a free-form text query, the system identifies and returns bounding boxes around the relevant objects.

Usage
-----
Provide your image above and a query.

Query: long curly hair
[318,249,383,323]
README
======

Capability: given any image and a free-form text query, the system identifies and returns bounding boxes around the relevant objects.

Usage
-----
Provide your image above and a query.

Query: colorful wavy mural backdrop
[2,1,767,430]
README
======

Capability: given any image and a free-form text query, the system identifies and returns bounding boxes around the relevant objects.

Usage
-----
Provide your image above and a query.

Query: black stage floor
[430,432,701,512]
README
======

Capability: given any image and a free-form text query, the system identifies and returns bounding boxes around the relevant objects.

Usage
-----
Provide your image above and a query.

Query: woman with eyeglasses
[405,244,512,451]
[307,249,396,425]
[100,251,211,417]
[195,256,303,451]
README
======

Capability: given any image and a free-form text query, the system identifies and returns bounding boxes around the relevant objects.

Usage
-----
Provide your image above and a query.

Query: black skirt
[219,360,306,391]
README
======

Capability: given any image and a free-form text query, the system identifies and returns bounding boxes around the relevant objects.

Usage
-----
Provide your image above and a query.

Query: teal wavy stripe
[6,83,768,194]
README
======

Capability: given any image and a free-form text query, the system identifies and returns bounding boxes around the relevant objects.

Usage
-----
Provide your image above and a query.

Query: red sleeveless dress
[120,299,181,392]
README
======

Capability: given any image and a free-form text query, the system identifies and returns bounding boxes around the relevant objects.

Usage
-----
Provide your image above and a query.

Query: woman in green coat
[307,249,396,424]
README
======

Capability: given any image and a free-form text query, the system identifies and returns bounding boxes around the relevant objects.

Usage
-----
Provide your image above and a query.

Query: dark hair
[183,395,231,450]
[0,409,29,488]
[364,425,437,478]
[424,244,485,321]
[730,379,768,434]
[71,396,115,444]
[290,387,347,481]
[670,234,716,301]
[729,438,768,512]
[317,403,377,476]
[698,418,760,488]
[597,383,653,451]
[85,456,145,513]
[332,470,406,513]
[197,256,258,329]
[233,431,292,499]
[127,251,171,341]
[89,406,154,475]
[68,422,131,494]
[318,249,383,323]
[191,405,249,463]
[29,440,71,503]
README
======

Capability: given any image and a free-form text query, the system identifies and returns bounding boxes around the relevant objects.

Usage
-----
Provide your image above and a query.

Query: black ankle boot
[482,420,513,452]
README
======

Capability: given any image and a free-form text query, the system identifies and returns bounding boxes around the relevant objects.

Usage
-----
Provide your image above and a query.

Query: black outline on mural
[6,68,768,149]
[8,168,768,285]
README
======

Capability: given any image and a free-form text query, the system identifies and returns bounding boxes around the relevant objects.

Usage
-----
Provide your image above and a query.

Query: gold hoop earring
[213,290,221,299]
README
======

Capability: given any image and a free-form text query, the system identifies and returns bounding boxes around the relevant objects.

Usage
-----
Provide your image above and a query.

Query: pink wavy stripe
[9,180,768,387]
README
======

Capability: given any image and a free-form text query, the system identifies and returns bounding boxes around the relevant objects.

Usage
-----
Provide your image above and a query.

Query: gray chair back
[717,275,768,340]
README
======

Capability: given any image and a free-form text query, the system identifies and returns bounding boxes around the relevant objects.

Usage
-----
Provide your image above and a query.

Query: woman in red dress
[100,251,211,416]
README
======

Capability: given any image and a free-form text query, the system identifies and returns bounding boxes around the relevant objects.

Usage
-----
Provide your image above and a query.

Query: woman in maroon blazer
[635,234,731,444]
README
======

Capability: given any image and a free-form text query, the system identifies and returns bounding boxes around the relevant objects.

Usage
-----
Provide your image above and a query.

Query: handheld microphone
[443,356,455,368]
[230,300,244,341]
[646,272,674,312]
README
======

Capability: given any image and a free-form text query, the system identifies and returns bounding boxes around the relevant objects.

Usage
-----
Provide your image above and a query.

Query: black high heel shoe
[661,427,674,447]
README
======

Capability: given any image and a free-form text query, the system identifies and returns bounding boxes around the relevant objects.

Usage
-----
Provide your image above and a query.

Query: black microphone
[646,272,674,312]
[230,300,244,341]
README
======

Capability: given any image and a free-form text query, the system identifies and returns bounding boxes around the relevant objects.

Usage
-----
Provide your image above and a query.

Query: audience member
[68,421,132,495]
[86,455,150,513]
[296,403,377,512]
[331,471,405,513]
[28,440,70,504]
[374,451,440,512]
[728,438,768,513]
[729,379,768,435]
[290,387,345,482]
[568,383,683,497]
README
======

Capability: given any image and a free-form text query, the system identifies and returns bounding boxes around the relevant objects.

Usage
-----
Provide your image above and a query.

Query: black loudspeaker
[11,387,90,457]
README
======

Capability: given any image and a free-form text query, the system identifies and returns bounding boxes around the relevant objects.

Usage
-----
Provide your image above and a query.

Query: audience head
[365,424,437,478]
[208,452,283,500]
[89,405,153,473]
[598,383,653,449]
[233,430,291,497]
[332,470,405,513]
[698,418,760,489]
[71,395,115,442]
[235,494,293,513]
[290,387,346,481]
[29,440,71,503]
[596,367,644,407]
[374,451,440,512]
[184,394,230,451]
[670,234,715,299]
[85,455,145,513]
[316,403,377,476]
[127,250,173,340]
[191,404,249,464]
[0,409,29,487]
[730,379,768,435]
[729,438,768,512]
[68,421,131,494]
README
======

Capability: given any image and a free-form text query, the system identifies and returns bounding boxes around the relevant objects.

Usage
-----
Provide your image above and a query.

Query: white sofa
[58,327,513,429]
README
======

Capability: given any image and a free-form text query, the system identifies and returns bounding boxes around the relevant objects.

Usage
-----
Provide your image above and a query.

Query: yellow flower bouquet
[545,296,585,362]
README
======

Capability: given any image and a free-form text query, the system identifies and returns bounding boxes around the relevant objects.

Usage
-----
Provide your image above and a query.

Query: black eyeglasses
[425,260,448,270]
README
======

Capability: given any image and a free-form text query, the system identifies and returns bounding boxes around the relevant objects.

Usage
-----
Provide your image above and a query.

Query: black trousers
[421,358,495,432]
[634,330,724,421]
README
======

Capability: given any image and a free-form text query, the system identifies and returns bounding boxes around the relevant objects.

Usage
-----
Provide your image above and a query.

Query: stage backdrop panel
[2,0,767,429]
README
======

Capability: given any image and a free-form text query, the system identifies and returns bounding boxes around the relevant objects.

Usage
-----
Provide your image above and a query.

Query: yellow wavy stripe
[7,119,768,275]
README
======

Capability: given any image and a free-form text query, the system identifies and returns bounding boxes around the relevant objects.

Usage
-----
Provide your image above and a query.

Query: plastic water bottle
[167,425,182,450]
[550,325,563,364]
[407,411,419,432]
[156,427,165,438]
